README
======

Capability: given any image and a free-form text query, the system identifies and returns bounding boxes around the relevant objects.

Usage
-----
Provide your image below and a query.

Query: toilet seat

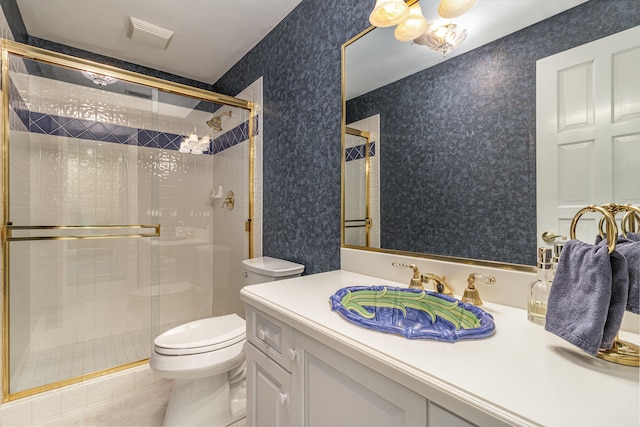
[154,314,246,356]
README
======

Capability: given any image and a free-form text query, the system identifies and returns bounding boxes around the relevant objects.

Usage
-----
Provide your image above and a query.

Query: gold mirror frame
[340,26,535,274]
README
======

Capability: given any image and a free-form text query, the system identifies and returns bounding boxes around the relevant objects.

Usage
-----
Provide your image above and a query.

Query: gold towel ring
[598,204,640,238]
[570,205,618,254]
[622,205,640,236]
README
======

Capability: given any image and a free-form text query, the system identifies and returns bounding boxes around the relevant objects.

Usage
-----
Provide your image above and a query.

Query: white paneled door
[537,25,640,247]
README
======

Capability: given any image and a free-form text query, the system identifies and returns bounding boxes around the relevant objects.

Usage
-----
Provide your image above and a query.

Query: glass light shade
[369,0,409,27]
[178,140,191,153]
[199,136,211,152]
[413,22,467,55]
[394,3,428,42]
[438,0,478,19]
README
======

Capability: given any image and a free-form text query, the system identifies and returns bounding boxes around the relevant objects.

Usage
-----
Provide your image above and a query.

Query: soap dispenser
[527,247,553,326]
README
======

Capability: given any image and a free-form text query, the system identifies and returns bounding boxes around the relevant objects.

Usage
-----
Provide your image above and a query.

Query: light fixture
[369,0,409,28]
[179,130,210,155]
[394,3,428,42]
[81,70,118,86]
[437,0,478,19]
[413,22,467,55]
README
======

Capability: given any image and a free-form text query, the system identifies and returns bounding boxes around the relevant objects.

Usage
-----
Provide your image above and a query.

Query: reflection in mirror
[342,0,640,267]
[344,124,379,247]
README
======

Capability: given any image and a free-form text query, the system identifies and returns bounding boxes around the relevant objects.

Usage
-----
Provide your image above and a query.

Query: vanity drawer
[247,307,292,371]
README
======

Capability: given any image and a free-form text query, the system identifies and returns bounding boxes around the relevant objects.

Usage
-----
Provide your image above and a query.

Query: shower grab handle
[2,224,161,242]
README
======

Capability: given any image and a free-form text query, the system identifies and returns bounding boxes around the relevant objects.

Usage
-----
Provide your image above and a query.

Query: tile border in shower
[345,140,376,162]
[10,82,259,155]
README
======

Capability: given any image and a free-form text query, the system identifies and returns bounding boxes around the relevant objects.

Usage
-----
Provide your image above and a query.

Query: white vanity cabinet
[242,270,640,427]
[246,305,477,427]
[290,329,427,426]
[246,342,292,426]
[246,307,294,426]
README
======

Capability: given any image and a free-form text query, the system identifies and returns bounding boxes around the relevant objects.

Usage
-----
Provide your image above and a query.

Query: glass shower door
[2,39,254,401]
[2,52,161,398]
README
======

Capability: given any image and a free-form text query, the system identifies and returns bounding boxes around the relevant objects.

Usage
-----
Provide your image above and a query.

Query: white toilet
[150,256,304,427]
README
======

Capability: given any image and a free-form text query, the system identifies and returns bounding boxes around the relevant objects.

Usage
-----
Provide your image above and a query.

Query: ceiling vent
[128,17,174,49]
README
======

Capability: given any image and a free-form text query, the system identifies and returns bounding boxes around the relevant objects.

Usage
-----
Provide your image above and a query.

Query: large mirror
[342,0,640,267]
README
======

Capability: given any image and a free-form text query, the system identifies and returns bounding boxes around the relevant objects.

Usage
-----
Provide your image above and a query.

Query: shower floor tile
[10,325,177,394]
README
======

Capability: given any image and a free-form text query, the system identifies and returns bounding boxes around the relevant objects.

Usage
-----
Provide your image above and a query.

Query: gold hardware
[207,110,232,131]
[421,273,454,297]
[391,262,454,296]
[570,203,639,367]
[597,338,640,367]
[622,206,640,235]
[597,204,640,238]
[461,273,496,306]
[391,261,422,289]
[570,204,618,254]
[245,220,251,232]
[3,224,160,242]
[222,191,235,210]
[541,231,566,243]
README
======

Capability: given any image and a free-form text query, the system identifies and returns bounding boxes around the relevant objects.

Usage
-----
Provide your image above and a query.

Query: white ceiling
[15,0,303,84]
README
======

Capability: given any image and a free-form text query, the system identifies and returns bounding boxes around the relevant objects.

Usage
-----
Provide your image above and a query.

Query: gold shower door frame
[0,39,255,401]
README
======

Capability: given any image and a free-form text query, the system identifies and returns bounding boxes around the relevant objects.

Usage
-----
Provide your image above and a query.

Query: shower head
[206,111,232,131]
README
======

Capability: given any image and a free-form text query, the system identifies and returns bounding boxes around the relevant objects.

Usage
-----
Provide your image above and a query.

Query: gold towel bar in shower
[2,224,161,242]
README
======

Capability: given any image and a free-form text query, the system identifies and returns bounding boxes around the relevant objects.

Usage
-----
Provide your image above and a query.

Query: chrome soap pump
[527,247,553,326]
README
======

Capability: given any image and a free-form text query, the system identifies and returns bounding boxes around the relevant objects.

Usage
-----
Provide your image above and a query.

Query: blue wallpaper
[347,0,640,265]
[213,1,371,274]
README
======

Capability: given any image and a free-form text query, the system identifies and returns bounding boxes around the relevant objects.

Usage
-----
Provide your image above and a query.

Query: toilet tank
[242,256,305,286]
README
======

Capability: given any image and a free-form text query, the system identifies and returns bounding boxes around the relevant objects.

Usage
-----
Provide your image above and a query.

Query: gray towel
[545,240,618,355]
[625,232,640,242]
[596,234,640,315]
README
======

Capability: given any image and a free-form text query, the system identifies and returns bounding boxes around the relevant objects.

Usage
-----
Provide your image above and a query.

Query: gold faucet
[407,264,423,289]
[461,273,496,306]
[391,262,454,296]
[421,273,454,297]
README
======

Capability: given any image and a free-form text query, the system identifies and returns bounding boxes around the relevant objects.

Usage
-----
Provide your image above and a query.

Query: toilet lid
[154,314,246,355]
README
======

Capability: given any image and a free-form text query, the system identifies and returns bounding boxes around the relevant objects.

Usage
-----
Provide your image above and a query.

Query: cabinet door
[428,402,476,427]
[246,343,291,427]
[291,332,427,426]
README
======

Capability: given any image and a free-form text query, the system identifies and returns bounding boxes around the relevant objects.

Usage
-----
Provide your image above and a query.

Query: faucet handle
[391,262,423,289]
[471,273,496,287]
[461,273,496,306]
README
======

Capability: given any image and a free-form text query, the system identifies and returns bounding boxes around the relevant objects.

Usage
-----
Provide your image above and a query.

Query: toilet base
[163,374,246,427]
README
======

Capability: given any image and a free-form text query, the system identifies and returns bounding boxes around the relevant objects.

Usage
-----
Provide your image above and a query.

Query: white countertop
[241,270,640,427]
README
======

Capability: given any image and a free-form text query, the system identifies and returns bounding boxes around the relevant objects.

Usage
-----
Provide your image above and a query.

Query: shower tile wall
[4,69,254,395]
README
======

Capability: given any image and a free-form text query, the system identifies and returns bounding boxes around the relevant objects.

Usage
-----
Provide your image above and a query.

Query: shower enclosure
[343,115,380,249]
[0,40,255,401]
